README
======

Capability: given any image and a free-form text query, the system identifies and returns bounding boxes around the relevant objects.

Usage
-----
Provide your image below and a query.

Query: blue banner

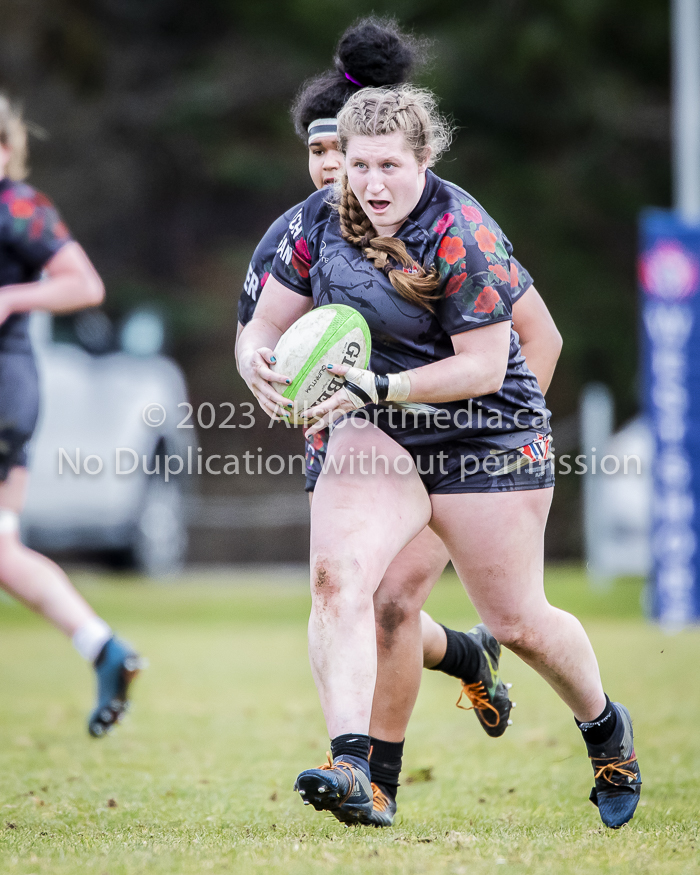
[640,209,700,624]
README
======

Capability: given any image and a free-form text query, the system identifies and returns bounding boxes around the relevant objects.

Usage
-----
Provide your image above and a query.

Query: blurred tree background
[0,0,671,558]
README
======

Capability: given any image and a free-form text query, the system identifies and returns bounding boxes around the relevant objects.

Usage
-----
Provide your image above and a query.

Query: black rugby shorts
[0,352,40,481]
[304,428,554,494]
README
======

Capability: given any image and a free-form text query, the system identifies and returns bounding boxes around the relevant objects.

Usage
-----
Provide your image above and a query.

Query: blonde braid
[338,175,374,245]
[338,175,441,312]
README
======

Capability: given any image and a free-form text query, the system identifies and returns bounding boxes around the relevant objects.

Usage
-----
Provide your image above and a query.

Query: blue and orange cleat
[586,702,642,828]
[294,753,373,825]
[88,637,144,738]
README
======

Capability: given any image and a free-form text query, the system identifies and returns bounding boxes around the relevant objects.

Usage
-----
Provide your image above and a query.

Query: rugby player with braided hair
[237,18,561,826]
[0,93,143,737]
[239,83,641,830]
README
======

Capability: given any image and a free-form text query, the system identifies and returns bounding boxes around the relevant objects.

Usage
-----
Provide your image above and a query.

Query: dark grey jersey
[238,202,304,326]
[271,171,550,452]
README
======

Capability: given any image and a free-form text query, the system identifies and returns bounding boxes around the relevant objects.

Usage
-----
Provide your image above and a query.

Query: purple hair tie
[344,72,364,88]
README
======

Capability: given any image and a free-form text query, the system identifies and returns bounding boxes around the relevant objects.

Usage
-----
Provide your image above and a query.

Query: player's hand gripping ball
[270,305,371,425]
[303,363,411,435]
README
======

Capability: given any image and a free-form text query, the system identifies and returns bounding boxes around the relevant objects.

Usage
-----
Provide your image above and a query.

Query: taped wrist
[343,367,411,408]
[384,371,411,402]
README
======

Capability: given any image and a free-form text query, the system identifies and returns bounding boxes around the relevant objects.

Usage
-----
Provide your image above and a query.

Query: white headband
[307,118,338,145]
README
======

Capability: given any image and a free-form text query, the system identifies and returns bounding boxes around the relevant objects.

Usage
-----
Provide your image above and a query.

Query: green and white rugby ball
[271,304,371,424]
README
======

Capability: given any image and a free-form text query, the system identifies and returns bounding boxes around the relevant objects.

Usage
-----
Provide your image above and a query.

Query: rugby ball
[271,304,371,424]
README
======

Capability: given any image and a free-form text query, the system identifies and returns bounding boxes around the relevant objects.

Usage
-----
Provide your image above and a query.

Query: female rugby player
[237,18,564,825]
[238,85,641,830]
[237,18,565,826]
[0,94,142,737]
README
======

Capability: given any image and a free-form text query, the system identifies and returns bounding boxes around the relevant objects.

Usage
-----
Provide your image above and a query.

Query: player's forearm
[1,240,104,315]
[1,273,104,315]
[236,316,283,374]
[234,321,245,370]
[403,351,507,403]
[237,275,314,376]
[402,320,511,403]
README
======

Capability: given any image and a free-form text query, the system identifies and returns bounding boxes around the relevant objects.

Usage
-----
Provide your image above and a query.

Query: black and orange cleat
[587,703,642,828]
[455,624,513,738]
[360,783,397,827]
[294,753,373,825]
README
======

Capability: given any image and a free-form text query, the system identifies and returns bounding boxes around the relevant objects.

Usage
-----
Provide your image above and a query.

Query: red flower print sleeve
[433,192,516,335]
[437,234,466,265]
[1,181,72,276]
[508,255,534,304]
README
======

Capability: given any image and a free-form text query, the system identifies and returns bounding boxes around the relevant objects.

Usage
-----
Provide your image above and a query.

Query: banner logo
[639,241,699,300]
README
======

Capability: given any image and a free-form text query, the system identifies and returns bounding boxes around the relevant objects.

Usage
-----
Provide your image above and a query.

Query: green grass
[0,566,698,874]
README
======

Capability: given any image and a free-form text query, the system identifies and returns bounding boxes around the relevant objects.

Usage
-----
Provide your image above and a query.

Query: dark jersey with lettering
[0,178,72,353]
[238,203,304,326]
[271,170,550,453]
[239,200,532,326]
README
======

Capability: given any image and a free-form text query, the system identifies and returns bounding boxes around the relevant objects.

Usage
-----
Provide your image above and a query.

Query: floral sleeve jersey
[0,179,72,282]
[271,173,533,343]
[435,201,532,314]
[271,172,549,452]
[237,203,304,326]
[0,179,73,353]
[509,257,533,304]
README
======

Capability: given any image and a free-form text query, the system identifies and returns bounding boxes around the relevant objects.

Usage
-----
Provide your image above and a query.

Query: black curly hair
[291,16,430,141]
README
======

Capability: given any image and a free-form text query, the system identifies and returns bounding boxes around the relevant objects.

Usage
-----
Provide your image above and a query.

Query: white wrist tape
[342,367,411,408]
[385,371,411,402]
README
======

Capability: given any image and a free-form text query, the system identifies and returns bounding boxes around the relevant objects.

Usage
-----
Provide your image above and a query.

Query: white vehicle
[581,384,652,581]
[21,310,194,575]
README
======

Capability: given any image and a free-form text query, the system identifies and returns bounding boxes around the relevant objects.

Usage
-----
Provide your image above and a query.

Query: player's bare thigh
[310,419,432,581]
[311,482,448,602]
[374,524,448,625]
[428,487,554,632]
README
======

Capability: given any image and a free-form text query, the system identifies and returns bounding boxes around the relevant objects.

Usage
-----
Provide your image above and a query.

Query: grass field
[1,566,699,874]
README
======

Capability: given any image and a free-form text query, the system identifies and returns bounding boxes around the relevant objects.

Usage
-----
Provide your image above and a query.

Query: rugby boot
[586,703,642,828]
[359,783,397,828]
[295,753,373,825]
[88,637,144,738]
[455,624,513,738]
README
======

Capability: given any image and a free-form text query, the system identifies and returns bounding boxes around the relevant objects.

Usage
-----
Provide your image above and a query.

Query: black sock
[369,737,403,802]
[330,733,371,779]
[576,696,617,746]
[428,625,481,683]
